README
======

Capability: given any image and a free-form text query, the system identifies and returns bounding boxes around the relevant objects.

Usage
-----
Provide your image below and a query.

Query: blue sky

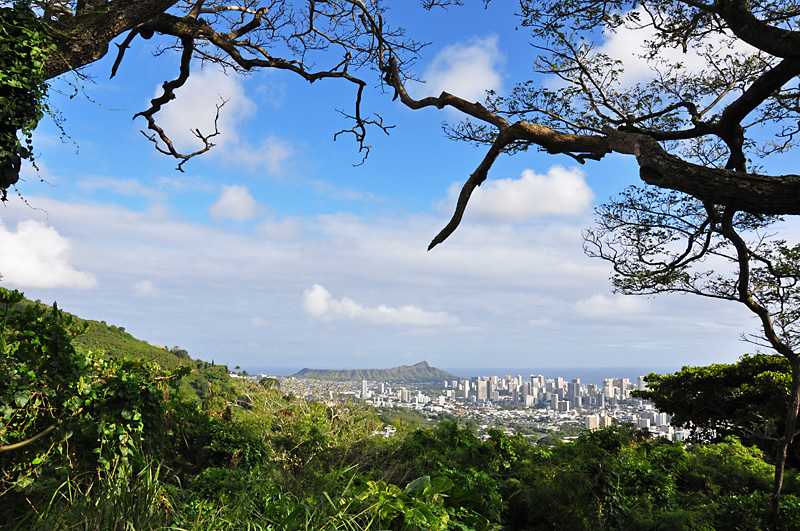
[1,2,792,372]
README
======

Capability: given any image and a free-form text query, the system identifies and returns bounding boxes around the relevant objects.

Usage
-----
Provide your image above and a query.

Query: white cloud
[574,294,649,318]
[310,180,384,203]
[250,317,269,328]
[0,192,766,370]
[210,184,258,222]
[256,216,304,241]
[133,280,157,297]
[77,176,165,202]
[528,317,554,328]
[419,35,504,102]
[0,219,97,289]
[150,67,298,177]
[598,8,759,86]
[230,135,294,175]
[440,165,594,222]
[302,284,459,326]
[151,67,255,152]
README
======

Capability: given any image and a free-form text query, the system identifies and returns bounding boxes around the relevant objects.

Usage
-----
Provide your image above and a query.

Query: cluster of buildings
[359,373,689,442]
[254,370,689,442]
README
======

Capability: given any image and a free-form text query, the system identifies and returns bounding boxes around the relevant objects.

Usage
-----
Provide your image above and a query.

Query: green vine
[0,1,53,199]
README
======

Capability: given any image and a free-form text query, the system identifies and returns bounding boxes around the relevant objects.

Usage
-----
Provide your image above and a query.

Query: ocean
[440,367,680,385]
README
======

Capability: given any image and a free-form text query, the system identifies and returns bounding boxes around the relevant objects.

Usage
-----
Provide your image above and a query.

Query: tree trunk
[44,0,180,79]
[772,355,800,527]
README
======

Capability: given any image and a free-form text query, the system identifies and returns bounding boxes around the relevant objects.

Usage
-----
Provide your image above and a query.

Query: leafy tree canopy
[636,354,792,448]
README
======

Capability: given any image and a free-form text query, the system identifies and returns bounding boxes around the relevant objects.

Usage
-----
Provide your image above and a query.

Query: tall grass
[11,461,175,531]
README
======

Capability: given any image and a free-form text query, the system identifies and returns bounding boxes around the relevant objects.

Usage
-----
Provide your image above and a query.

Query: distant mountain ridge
[293,361,457,382]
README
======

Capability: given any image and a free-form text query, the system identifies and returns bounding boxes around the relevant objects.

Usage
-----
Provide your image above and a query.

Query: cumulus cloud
[153,67,255,152]
[152,68,295,176]
[0,219,97,289]
[597,8,759,86]
[133,280,157,297]
[210,184,258,222]
[440,165,593,222]
[302,284,459,326]
[574,294,649,318]
[420,35,504,102]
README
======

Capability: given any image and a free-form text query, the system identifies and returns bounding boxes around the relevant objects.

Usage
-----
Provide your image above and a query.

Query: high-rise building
[524,394,536,407]
[398,387,411,402]
[477,379,488,400]
[521,382,531,400]
[567,379,582,408]
[603,379,614,397]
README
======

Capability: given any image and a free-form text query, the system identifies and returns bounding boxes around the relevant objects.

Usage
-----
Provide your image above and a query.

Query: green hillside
[72,319,183,369]
[23,298,231,400]
[294,361,457,383]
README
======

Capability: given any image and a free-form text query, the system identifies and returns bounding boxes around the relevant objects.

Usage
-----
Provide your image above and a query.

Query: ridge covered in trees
[294,361,457,383]
[13,295,232,401]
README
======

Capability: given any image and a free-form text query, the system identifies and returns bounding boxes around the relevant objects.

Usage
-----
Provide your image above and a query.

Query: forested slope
[19,296,232,400]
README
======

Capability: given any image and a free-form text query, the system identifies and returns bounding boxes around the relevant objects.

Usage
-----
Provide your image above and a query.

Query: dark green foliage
[385,422,528,522]
[171,345,190,359]
[0,1,52,194]
[376,404,432,429]
[505,426,800,531]
[0,286,189,509]
[162,398,271,476]
[0,288,89,490]
[27,301,234,401]
[635,354,795,462]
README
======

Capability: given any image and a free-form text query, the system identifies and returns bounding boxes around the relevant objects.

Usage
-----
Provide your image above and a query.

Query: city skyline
[264,365,681,442]
[242,363,674,387]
